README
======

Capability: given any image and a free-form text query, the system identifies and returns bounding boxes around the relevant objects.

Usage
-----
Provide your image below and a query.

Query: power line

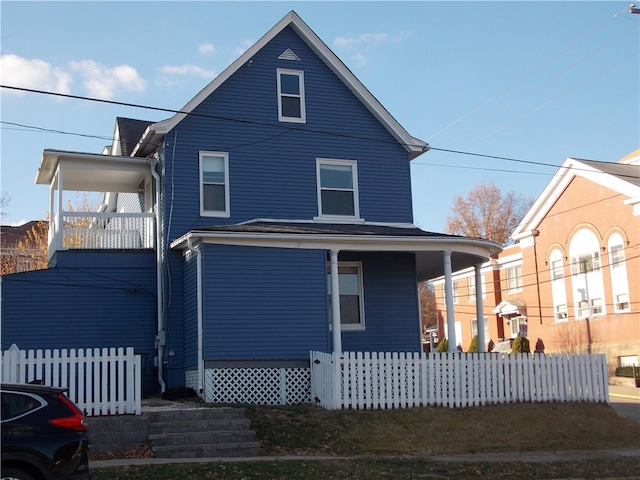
[2,86,638,182]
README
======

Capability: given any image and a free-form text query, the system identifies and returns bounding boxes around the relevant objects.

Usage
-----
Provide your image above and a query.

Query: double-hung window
[316,159,360,219]
[200,151,229,217]
[327,262,365,330]
[505,265,523,293]
[277,69,305,123]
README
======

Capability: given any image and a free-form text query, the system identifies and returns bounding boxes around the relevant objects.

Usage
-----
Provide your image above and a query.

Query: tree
[0,192,10,218]
[418,281,438,341]
[444,181,534,245]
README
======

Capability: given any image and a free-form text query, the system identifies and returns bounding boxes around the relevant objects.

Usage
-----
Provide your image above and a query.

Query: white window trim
[505,264,523,294]
[277,68,306,123]
[199,151,230,218]
[608,237,630,313]
[327,261,366,332]
[315,158,362,222]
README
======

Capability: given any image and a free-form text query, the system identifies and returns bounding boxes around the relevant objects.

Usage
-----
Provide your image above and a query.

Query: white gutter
[186,238,204,394]
[171,232,503,262]
[149,158,166,394]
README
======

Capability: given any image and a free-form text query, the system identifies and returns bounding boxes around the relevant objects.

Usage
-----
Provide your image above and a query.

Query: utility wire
[1,87,638,182]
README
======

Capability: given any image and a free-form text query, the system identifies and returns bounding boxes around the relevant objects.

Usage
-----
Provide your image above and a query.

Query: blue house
[1,12,500,403]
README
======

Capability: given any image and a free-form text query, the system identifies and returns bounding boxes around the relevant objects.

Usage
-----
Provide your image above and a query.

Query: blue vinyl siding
[183,251,198,368]
[201,245,329,359]
[1,251,159,394]
[160,26,413,240]
[340,252,421,352]
[164,249,185,388]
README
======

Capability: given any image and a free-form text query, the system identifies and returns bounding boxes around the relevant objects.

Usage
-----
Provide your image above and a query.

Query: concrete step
[152,441,261,458]
[146,407,247,423]
[146,406,260,458]
[149,418,252,434]
[149,430,256,447]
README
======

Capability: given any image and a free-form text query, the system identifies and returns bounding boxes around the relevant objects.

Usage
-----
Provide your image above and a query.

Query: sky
[1,1,638,233]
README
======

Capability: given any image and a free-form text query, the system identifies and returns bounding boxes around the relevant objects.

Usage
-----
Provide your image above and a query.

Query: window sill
[314,215,365,223]
[201,211,231,218]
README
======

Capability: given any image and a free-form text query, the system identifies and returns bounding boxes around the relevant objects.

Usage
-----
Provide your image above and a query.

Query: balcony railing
[49,212,154,258]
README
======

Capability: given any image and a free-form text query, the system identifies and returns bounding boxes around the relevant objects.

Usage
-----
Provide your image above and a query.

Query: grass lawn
[92,401,640,479]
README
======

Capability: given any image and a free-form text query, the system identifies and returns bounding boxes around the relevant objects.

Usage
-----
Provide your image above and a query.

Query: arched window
[569,229,606,318]
[549,249,568,322]
[608,233,630,312]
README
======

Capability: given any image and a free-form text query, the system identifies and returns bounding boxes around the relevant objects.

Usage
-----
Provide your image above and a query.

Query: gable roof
[132,11,428,159]
[512,154,640,240]
[115,117,154,156]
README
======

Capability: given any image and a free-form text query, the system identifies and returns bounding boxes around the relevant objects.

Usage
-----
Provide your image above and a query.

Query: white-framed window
[590,298,603,315]
[570,252,601,275]
[327,262,365,331]
[549,250,569,322]
[467,275,476,302]
[555,304,568,321]
[570,229,606,319]
[509,316,527,339]
[316,159,360,219]
[277,69,305,123]
[615,293,630,312]
[452,280,460,305]
[505,265,523,293]
[470,317,489,341]
[608,234,630,313]
[199,151,229,217]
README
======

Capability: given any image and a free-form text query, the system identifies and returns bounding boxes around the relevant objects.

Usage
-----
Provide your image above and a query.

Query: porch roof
[170,220,502,281]
[35,149,150,193]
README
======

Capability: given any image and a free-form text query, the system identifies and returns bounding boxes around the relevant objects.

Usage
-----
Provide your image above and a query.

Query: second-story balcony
[35,149,156,260]
[49,211,155,258]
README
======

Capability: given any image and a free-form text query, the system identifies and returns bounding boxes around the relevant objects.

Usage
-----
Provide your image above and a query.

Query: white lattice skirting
[192,367,311,405]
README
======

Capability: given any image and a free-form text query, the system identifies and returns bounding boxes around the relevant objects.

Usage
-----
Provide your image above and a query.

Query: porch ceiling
[36,149,151,192]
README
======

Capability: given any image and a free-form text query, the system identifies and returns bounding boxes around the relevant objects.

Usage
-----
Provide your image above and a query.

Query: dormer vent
[279,49,300,61]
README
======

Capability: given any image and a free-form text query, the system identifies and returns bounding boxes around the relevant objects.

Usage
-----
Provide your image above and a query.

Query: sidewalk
[609,384,640,400]
[91,448,640,469]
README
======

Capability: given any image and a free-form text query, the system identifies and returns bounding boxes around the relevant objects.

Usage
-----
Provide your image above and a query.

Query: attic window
[278,49,300,61]
[277,69,306,123]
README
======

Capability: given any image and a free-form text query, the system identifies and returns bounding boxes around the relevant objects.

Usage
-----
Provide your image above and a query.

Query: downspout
[532,230,543,325]
[187,238,204,394]
[149,158,166,393]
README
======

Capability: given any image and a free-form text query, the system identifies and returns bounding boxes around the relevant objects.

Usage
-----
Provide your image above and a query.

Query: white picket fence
[310,351,610,410]
[1,344,141,416]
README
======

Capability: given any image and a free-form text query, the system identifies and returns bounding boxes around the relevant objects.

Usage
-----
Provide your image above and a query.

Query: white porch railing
[49,212,154,258]
[310,351,609,410]
[1,344,141,416]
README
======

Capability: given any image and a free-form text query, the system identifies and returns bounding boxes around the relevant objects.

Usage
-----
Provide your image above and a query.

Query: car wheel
[1,467,36,480]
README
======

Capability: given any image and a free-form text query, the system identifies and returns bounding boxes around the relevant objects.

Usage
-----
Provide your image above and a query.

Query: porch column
[475,263,486,352]
[329,249,342,354]
[443,250,457,352]
[56,167,64,252]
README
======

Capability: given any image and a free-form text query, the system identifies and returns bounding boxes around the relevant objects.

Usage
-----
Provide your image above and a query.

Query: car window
[1,391,45,421]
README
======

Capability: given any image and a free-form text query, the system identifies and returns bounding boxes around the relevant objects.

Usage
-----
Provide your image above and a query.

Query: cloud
[333,31,413,67]
[160,64,215,78]
[198,42,215,55]
[233,39,254,58]
[334,32,390,49]
[0,54,72,94]
[69,60,146,99]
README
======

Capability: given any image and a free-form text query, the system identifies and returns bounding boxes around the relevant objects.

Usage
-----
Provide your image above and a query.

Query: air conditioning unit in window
[616,302,630,311]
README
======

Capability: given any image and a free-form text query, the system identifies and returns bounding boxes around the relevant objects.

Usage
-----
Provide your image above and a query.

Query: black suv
[1,383,92,480]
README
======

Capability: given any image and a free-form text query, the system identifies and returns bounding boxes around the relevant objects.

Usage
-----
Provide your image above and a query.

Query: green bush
[511,334,530,355]
[437,338,448,353]
[468,335,479,353]
[615,366,640,378]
